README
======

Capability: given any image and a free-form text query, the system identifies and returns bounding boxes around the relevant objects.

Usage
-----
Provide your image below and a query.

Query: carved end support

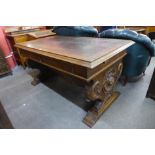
[83,100,103,127]
[83,62,123,127]
[83,91,120,128]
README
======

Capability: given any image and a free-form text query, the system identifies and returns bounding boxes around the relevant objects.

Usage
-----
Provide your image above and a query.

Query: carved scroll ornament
[86,62,123,103]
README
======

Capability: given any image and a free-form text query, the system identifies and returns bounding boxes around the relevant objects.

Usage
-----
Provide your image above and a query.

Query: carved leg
[16,48,28,69]
[83,62,123,127]
[83,92,120,127]
[31,69,41,86]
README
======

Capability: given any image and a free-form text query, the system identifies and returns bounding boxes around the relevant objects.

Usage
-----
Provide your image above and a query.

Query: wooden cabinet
[13,35,29,43]
[6,28,55,67]
[6,34,34,65]
[5,28,41,65]
[145,26,155,34]
[0,49,11,77]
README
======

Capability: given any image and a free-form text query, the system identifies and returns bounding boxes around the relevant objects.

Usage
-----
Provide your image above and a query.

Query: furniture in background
[15,36,133,127]
[0,48,11,77]
[5,27,41,65]
[145,26,155,34]
[117,26,147,34]
[146,68,155,100]
[5,27,54,68]
[94,26,116,32]
[28,30,56,39]
[0,27,16,69]
[99,26,116,32]
[148,32,155,44]
[95,26,146,34]
[95,26,155,34]
[53,26,98,37]
[148,32,155,40]
[117,26,155,35]
[99,29,155,84]
[118,26,146,34]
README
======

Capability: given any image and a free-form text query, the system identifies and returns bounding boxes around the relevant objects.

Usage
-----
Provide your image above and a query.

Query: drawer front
[19,49,87,78]
[20,50,41,61]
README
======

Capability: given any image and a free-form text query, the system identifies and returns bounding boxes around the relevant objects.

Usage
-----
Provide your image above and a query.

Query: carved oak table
[15,36,134,127]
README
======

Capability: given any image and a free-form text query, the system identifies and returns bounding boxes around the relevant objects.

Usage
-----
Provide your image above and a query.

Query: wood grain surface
[15,36,134,68]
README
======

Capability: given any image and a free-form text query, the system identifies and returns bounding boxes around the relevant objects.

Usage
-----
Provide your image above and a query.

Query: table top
[15,36,134,68]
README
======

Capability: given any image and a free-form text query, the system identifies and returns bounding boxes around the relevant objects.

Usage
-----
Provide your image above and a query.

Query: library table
[15,36,134,127]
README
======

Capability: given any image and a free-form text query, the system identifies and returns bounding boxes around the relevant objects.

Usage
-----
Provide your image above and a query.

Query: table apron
[17,48,126,83]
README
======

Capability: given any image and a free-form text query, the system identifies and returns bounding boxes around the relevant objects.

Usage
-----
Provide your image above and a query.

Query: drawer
[41,55,73,72]
[41,55,87,77]
[20,50,42,62]
[19,50,87,78]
